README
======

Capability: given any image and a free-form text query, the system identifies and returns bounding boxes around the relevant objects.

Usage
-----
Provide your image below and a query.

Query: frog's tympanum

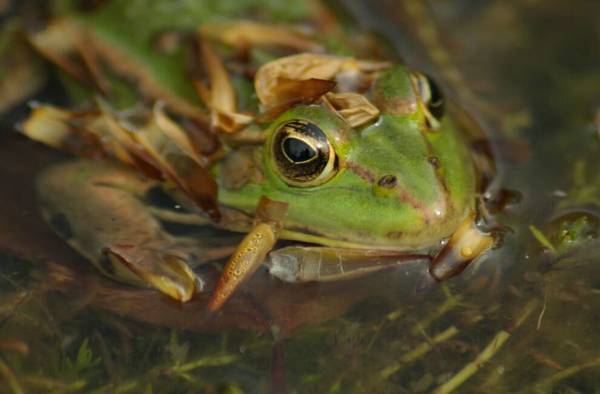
[22,1,494,310]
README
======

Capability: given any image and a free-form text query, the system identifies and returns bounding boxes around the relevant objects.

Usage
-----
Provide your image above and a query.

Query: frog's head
[217,65,475,251]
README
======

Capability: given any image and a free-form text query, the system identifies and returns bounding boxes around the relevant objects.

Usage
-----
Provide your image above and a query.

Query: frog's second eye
[412,72,445,129]
[272,120,337,187]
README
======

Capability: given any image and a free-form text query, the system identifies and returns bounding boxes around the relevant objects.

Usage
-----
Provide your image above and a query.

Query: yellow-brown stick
[207,197,288,311]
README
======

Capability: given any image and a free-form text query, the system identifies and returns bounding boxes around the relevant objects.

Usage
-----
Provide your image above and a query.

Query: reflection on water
[1,0,599,392]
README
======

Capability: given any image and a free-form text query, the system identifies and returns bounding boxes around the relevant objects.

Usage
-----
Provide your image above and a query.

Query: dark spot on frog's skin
[49,213,73,240]
[378,175,397,188]
[160,221,207,236]
[144,186,183,211]
[98,250,116,276]
[428,156,440,168]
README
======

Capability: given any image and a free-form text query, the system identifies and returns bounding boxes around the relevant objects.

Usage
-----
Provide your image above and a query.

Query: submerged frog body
[25,1,493,309]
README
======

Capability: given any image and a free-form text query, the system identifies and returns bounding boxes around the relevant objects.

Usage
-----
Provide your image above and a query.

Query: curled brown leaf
[255,77,336,122]
[29,19,109,94]
[117,104,220,219]
[195,37,254,133]
[22,101,220,219]
[255,53,390,108]
[21,105,105,158]
[323,92,380,127]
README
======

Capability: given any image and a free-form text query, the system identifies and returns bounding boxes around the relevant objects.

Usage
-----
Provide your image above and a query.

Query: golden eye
[411,72,445,129]
[272,120,337,187]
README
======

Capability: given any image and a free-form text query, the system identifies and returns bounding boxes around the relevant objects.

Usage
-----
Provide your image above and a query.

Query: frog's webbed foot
[429,215,494,282]
[36,160,222,302]
[105,244,203,302]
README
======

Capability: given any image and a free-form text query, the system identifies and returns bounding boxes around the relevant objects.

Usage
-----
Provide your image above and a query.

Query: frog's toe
[106,246,203,302]
[142,255,200,302]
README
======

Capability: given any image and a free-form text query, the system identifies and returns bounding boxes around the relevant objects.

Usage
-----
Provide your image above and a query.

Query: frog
[22,0,494,310]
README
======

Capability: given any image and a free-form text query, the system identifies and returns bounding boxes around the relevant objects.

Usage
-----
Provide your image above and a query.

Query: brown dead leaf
[211,109,255,134]
[93,99,148,165]
[200,21,321,52]
[29,19,109,94]
[29,20,87,83]
[30,19,209,123]
[153,102,208,165]
[22,101,220,219]
[21,105,75,148]
[0,30,46,115]
[118,105,220,219]
[323,92,380,127]
[21,105,105,158]
[88,26,209,123]
[22,104,164,179]
[256,77,336,122]
[198,39,236,114]
[195,37,254,133]
[254,53,390,108]
[270,77,336,107]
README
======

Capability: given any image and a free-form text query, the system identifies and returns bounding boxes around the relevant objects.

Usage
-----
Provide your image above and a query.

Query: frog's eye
[411,72,445,129]
[271,120,337,187]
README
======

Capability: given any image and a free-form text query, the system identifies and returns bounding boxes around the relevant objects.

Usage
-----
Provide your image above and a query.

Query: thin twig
[170,353,238,374]
[93,353,239,393]
[380,325,459,380]
[433,299,538,394]
[529,225,556,254]
[536,287,548,331]
[410,292,462,336]
[530,358,600,392]
[22,375,87,392]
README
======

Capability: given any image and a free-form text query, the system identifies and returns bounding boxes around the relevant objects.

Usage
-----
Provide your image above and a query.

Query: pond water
[0,1,598,393]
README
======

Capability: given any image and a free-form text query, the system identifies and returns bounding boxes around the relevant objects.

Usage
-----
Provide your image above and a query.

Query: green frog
[23,0,493,310]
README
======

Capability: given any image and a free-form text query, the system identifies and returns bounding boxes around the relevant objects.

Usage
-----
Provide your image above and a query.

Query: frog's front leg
[265,216,494,286]
[36,159,218,302]
[266,246,432,283]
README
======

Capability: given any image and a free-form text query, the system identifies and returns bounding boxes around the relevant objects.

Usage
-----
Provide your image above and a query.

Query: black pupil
[283,137,316,163]
[425,75,444,119]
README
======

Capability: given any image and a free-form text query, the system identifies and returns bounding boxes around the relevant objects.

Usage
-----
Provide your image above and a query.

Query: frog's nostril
[378,175,397,188]
[428,156,440,168]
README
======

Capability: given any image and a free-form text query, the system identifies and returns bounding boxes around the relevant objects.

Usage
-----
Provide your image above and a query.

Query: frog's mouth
[206,205,438,311]
[279,227,442,253]
[268,215,495,286]
[207,212,491,312]
[216,205,448,253]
